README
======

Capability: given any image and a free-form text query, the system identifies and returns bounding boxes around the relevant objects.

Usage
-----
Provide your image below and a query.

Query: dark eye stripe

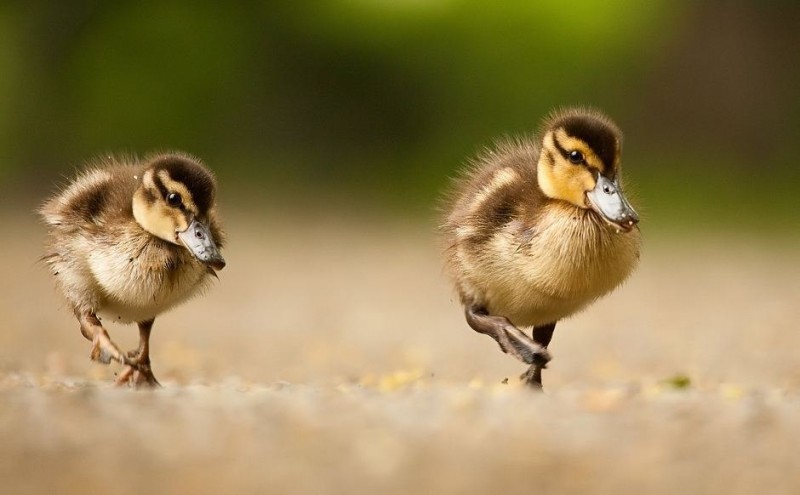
[152,174,169,200]
[551,135,570,160]
[154,159,215,214]
[561,118,617,172]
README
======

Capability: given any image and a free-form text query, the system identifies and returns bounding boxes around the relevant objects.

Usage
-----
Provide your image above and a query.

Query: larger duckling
[441,108,640,388]
[40,152,226,387]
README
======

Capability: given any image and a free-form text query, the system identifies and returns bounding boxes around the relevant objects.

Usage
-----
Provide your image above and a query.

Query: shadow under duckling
[441,107,640,389]
[40,152,226,387]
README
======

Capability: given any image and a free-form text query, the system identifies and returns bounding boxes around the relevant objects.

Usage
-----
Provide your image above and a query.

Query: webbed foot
[115,363,160,388]
[89,332,127,365]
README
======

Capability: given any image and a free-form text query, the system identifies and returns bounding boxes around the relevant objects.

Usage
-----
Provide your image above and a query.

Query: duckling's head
[132,153,226,270]
[536,107,639,231]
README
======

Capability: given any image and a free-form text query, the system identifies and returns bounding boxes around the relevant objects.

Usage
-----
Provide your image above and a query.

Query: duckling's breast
[454,203,640,327]
[88,228,212,323]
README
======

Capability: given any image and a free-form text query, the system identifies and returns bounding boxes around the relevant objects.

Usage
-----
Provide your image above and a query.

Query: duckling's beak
[177,218,226,271]
[586,174,639,232]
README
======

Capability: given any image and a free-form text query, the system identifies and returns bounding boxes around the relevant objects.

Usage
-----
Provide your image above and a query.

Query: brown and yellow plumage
[441,107,640,388]
[40,152,226,387]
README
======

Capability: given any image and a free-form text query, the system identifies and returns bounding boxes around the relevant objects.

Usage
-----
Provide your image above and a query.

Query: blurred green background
[1,0,798,233]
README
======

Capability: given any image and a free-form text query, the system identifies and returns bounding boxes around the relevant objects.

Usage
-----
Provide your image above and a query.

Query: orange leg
[115,319,160,388]
[77,310,129,366]
[465,305,551,389]
[519,323,557,388]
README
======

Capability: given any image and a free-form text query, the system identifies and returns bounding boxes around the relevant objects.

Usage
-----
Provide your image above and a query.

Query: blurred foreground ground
[2,212,800,494]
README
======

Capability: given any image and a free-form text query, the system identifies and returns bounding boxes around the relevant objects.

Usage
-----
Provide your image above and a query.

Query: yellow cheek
[148,206,179,241]
[173,215,189,232]
[133,194,180,243]
[538,161,596,208]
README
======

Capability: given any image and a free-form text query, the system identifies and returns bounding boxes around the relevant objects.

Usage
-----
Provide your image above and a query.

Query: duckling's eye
[166,192,183,207]
[568,150,584,164]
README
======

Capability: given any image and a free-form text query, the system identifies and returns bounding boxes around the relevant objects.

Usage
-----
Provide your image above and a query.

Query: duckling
[441,107,640,389]
[40,152,226,387]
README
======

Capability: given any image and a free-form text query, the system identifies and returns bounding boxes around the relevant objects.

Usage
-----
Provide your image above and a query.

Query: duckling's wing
[39,165,138,229]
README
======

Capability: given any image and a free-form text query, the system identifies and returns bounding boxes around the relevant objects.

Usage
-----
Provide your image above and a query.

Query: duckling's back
[40,158,141,231]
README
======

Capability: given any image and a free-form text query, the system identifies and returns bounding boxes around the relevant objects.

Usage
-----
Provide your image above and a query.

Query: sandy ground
[2,211,800,494]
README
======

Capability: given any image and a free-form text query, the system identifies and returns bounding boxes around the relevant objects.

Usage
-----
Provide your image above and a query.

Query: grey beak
[586,175,639,231]
[177,218,226,270]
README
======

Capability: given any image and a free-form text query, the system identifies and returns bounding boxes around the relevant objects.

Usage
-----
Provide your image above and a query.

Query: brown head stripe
[559,117,618,177]
[152,157,215,214]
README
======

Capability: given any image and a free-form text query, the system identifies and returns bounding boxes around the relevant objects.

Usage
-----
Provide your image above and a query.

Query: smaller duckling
[40,152,226,387]
[441,107,640,389]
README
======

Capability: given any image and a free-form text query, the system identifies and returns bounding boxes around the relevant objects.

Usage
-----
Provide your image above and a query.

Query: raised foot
[465,307,551,366]
[90,333,127,365]
[505,331,551,366]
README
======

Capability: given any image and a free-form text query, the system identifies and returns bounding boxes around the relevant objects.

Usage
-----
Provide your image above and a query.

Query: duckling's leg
[465,306,551,372]
[520,323,557,388]
[77,310,129,366]
[115,319,160,388]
